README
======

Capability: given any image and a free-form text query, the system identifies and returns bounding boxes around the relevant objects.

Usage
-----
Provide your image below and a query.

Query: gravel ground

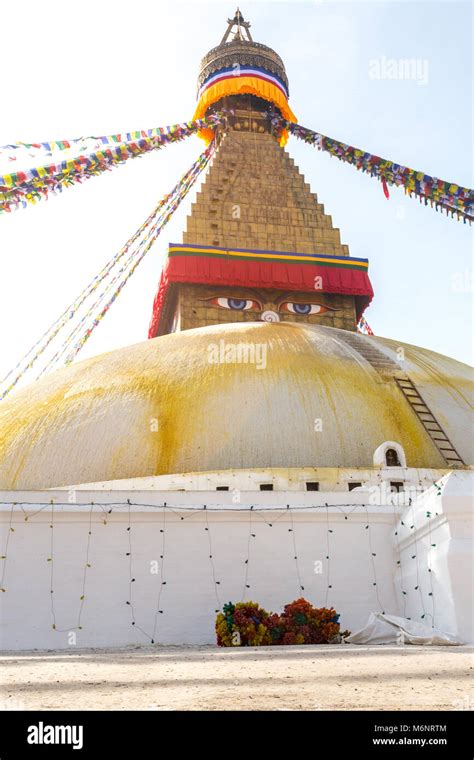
[1,644,472,711]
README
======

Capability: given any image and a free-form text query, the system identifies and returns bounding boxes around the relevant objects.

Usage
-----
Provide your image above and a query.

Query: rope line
[0,143,215,399]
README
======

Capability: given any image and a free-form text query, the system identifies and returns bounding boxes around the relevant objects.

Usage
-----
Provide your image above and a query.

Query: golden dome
[0,322,472,489]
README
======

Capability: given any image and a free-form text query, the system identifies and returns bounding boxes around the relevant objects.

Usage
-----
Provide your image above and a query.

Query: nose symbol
[261,310,280,323]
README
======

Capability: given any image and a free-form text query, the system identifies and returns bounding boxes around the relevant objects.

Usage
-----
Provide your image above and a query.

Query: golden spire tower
[149,10,373,337]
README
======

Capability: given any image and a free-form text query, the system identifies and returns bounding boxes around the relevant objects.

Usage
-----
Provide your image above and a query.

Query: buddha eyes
[209,297,260,311]
[205,297,332,315]
[280,302,330,315]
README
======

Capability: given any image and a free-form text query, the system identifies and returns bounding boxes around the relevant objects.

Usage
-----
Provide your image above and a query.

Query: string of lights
[325,504,332,606]
[76,504,94,631]
[18,502,51,521]
[241,506,254,602]
[364,506,384,614]
[125,500,155,642]
[48,503,57,630]
[150,504,167,644]
[406,508,428,624]
[288,505,305,595]
[204,506,222,614]
[0,500,405,512]
[392,501,408,619]
[0,497,439,635]
[48,502,96,633]
[425,509,436,628]
[0,503,15,593]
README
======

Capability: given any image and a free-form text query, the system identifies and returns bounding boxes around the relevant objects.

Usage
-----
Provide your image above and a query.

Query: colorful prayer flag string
[271,116,474,223]
[0,115,225,215]
[0,175,182,394]
[0,144,215,399]
[0,187,175,391]
[41,147,214,375]
[357,316,374,335]
[62,145,214,365]
[0,115,225,159]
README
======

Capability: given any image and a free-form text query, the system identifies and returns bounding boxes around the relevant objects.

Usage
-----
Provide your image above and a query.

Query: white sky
[1,0,472,394]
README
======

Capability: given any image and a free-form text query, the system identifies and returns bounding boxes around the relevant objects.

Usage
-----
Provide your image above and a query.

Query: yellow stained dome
[0,322,472,489]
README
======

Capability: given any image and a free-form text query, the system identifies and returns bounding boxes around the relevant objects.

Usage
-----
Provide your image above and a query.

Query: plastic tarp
[345,612,463,646]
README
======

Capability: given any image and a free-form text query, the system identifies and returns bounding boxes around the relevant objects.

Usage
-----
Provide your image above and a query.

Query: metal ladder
[334,330,465,467]
[394,377,464,467]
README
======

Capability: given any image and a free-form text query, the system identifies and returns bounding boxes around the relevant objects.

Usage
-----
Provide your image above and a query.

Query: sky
[0,0,472,394]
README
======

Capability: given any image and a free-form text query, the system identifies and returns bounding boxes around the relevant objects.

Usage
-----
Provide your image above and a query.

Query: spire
[220,8,253,44]
[195,7,292,127]
[147,124,372,337]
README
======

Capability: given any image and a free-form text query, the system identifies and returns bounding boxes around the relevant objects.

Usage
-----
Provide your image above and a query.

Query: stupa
[0,10,472,650]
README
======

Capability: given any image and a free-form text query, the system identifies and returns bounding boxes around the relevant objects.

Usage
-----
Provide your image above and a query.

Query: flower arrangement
[275,598,342,645]
[216,598,349,647]
[216,601,272,647]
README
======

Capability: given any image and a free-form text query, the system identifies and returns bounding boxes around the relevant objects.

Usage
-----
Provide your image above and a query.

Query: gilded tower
[149,10,373,337]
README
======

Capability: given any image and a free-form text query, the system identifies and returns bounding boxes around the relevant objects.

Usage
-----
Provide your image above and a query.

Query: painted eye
[210,297,260,311]
[280,302,330,315]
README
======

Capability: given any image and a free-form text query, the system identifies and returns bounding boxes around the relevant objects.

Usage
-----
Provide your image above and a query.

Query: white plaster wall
[0,490,402,650]
[66,466,448,493]
[1,472,471,651]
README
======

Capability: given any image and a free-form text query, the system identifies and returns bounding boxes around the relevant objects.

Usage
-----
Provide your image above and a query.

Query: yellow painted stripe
[168,246,369,269]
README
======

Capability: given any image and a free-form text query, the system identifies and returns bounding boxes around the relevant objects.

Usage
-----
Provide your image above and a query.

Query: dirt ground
[1,644,472,711]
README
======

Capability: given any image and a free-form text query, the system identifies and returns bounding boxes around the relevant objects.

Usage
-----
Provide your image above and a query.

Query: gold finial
[220,7,253,44]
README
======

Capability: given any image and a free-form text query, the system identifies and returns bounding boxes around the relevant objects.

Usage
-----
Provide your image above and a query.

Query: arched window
[373,441,406,468]
[385,448,401,467]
